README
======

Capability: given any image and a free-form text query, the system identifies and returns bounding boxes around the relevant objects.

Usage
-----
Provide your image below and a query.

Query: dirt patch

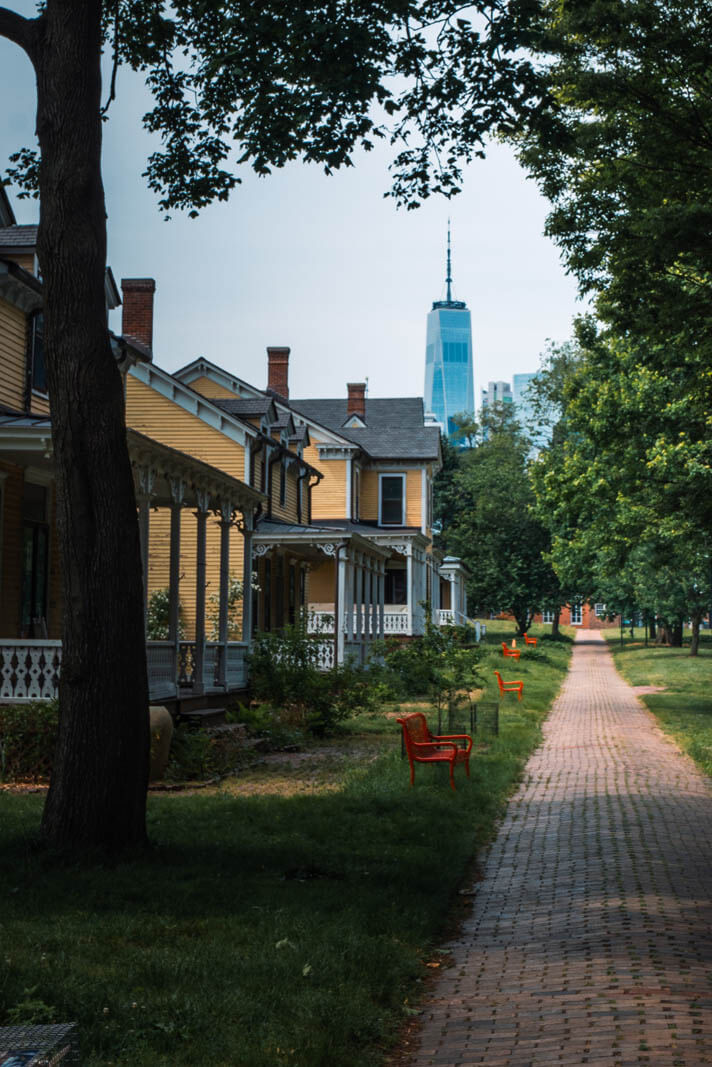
[632,685,668,695]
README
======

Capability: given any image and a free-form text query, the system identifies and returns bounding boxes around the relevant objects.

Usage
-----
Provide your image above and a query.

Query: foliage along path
[406,630,712,1066]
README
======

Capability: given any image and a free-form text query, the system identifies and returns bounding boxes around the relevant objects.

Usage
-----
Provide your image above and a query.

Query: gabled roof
[289,397,441,461]
[0,224,38,251]
[212,396,276,420]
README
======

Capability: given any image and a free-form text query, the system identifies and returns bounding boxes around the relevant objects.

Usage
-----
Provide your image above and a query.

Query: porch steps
[180,706,227,729]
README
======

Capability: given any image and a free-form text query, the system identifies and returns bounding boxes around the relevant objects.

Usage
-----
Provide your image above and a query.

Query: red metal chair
[501,642,521,660]
[523,633,537,647]
[494,670,523,701]
[396,711,473,791]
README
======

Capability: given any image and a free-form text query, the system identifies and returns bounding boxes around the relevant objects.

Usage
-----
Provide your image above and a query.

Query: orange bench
[396,711,473,791]
[501,642,521,660]
[523,633,537,647]
[494,670,523,701]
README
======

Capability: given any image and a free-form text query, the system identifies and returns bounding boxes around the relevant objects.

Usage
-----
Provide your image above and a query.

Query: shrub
[146,587,185,640]
[247,620,377,735]
[0,700,58,781]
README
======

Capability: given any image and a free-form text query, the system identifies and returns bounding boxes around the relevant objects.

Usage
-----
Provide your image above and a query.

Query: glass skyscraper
[424,228,474,438]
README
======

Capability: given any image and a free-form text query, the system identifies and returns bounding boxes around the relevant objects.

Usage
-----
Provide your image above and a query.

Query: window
[21,481,49,635]
[379,474,405,526]
[384,566,407,605]
[570,602,582,625]
[594,602,606,617]
[28,313,47,396]
[541,610,555,623]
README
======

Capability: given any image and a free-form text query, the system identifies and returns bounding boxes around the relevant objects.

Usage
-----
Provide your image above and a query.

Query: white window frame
[541,610,555,624]
[570,602,583,625]
[594,602,606,617]
[378,472,406,527]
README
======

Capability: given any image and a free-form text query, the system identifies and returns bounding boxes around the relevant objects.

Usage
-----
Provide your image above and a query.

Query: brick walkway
[408,630,712,1066]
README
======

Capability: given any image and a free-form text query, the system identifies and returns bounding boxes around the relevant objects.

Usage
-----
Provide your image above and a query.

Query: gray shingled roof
[212,397,273,418]
[289,397,440,460]
[0,225,38,249]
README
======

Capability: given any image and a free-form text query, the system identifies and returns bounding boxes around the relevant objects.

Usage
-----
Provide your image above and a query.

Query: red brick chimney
[121,278,155,352]
[267,346,290,398]
[347,382,366,418]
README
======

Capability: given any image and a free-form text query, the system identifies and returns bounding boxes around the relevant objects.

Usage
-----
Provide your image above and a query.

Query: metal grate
[0,1023,79,1065]
[470,701,499,738]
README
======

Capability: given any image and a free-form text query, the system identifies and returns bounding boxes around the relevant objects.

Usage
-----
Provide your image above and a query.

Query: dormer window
[379,473,405,526]
[343,413,366,429]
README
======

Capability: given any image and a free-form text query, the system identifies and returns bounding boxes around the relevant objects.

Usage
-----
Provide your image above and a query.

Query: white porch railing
[307,608,413,636]
[0,639,250,703]
[0,641,62,702]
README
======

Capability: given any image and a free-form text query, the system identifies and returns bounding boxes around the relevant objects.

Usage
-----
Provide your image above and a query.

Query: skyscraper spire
[446,218,452,304]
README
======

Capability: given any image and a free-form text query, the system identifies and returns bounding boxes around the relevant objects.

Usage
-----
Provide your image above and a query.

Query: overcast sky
[1,17,584,407]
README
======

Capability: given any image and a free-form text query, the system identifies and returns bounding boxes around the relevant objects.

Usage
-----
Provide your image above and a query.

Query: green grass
[0,629,571,1066]
[605,630,712,777]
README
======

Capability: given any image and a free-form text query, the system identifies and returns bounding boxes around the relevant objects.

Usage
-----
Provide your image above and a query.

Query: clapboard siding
[0,298,27,411]
[146,506,248,640]
[187,375,240,400]
[304,441,347,519]
[125,375,245,480]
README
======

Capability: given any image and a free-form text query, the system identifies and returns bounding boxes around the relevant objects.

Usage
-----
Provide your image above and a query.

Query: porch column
[370,559,379,643]
[354,552,363,640]
[378,560,385,639]
[168,477,184,685]
[406,543,413,635]
[193,488,211,696]
[365,558,374,643]
[344,549,354,641]
[242,512,254,643]
[137,465,155,624]
[337,548,347,664]
[217,498,233,688]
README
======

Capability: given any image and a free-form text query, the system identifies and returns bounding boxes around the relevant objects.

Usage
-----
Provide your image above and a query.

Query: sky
[0,15,584,407]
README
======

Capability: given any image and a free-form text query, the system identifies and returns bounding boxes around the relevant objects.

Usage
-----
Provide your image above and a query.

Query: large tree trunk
[28,1,149,852]
[671,617,683,648]
[552,608,560,638]
[690,612,701,657]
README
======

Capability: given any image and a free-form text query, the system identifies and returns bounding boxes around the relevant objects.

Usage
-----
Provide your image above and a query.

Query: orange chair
[397,711,473,791]
[494,670,523,701]
[523,633,537,647]
[501,642,521,660]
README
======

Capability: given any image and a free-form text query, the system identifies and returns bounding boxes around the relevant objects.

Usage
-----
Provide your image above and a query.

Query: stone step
[180,707,227,729]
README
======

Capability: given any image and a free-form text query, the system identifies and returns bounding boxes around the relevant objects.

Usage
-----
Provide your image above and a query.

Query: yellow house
[0,194,263,705]
[174,347,447,646]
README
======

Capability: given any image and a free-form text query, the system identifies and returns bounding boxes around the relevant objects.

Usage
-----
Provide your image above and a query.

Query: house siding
[125,375,245,481]
[186,375,240,400]
[0,297,27,412]
[304,442,347,519]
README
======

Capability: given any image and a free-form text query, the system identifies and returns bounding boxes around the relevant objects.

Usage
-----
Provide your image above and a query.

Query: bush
[0,700,58,781]
[146,587,185,640]
[247,620,377,735]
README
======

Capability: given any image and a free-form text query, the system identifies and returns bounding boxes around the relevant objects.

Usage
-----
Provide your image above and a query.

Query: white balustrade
[0,641,62,702]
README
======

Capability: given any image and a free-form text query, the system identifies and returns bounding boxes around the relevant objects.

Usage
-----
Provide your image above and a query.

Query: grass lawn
[0,622,571,1066]
[605,630,712,777]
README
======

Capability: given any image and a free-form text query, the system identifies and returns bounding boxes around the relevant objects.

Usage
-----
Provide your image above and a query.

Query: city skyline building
[424,224,474,438]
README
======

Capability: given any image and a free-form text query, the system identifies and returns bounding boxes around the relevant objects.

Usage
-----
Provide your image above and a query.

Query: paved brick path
[408,630,712,1066]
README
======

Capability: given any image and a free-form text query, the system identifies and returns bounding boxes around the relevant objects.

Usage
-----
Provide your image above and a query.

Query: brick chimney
[267,346,290,398]
[121,278,155,352]
[347,382,366,418]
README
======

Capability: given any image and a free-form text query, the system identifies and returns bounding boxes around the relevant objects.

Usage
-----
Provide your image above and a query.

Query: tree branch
[0,6,40,58]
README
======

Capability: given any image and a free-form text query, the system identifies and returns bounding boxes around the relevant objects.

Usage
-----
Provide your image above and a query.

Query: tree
[529,325,712,654]
[516,0,712,348]
[440,405,559,634]
[0,0,542,852]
